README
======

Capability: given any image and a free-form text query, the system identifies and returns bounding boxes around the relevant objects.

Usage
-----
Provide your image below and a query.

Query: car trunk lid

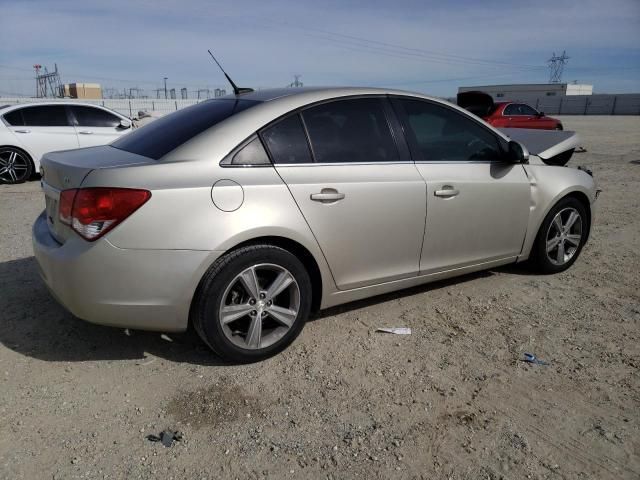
[40,146,154,243]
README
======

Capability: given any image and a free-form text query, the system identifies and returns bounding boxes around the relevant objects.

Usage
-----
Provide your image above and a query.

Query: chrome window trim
[270,160,501,167]
[414,160,502,165]
[273,161,411,167]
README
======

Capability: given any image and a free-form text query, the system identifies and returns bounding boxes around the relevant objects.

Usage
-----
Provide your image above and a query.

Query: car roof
[221,86,443,103]
[0,101,118,110]
[162,86,512,162]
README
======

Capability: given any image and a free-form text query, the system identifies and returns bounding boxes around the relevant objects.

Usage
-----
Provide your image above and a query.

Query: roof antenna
[207,50,254,95]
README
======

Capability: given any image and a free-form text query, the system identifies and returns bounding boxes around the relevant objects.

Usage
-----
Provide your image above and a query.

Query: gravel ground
[0,116,638,479]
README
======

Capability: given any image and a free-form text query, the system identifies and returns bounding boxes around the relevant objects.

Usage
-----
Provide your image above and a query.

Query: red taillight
[59,187,151,241]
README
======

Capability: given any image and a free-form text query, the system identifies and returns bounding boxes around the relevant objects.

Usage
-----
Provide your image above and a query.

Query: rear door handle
[78,130,94,135]
[15,129,30,133]
[310,189,345,203]
[434,186,459,198]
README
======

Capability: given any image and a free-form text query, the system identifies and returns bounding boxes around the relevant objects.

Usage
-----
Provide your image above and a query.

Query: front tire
[530,197,588,274]
[0,147,33,184]
[192,245,312,363]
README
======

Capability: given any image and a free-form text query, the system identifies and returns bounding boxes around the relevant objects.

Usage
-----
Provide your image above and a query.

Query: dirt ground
[0,116,638,480]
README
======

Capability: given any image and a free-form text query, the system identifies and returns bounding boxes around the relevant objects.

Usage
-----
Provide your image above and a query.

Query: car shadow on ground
[0,256,537,365]
[0,256,230,366]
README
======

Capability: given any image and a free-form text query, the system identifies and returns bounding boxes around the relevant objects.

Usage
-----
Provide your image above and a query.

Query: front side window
[301,98,399,163]
[260,114,313,164]
[519,104,539,116]
[21,106,70,126]
[72,106,121,127]
[395,99,502,161]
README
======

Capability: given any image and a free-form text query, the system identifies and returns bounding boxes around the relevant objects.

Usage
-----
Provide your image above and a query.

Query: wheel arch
[190,235,325,322]
[519,183,594,263]
[229,236,323,312]
[563,190,592,239]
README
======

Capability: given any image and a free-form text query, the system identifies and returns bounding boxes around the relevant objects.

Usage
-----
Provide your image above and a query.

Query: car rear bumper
[32,211,218,332]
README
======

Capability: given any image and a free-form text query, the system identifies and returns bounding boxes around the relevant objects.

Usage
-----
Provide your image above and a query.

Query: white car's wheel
[0,147,33,184]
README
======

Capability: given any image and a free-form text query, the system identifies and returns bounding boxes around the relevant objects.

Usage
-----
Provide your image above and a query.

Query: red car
[457,91,563,130]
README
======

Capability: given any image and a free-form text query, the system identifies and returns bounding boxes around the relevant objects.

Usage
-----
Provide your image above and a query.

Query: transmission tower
[548,51,569,84]
[288,75,303,88]
[34,63,63,97]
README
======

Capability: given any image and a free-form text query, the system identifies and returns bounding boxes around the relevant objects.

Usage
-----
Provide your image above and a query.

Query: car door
[4,105,79,162]
[70,105,130,147]
[263,97,426,290]
[391,97,530,274]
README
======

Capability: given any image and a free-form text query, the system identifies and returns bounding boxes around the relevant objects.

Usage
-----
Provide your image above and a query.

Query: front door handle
[434,186,459,198]
[15,129,30,133]
[310,188,345,203]
[78,130,94,135]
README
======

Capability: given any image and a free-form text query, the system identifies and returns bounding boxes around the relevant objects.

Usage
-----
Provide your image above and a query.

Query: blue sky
[0,0,639,97]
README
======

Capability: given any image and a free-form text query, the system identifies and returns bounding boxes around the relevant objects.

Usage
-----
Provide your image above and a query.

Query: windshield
[112,98,260,160]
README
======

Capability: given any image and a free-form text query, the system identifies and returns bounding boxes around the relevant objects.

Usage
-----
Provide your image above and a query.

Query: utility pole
[163,77,168,99]
[548,51,569,84]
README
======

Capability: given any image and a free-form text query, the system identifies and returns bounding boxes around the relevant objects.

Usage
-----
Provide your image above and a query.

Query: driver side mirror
[119,118,132,129]
[536,111,545,117]
[508,140,529,163]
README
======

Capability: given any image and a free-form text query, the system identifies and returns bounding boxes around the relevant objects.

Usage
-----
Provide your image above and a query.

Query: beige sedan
[32,87,597,362]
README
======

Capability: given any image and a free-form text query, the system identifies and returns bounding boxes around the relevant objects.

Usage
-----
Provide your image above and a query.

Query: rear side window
[3,109,24,126]
[112,99,260,160]
[223,136,271,166]
[21,106,70,126]
[301,98,398,163]
[72,106,121,127]
[260,114,313,164]
[395,99,502,161]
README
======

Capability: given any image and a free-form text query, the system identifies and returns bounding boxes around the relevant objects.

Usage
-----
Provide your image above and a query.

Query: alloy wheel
[545,207,583,266]
[218,263,300,350]
[0,148,30,183]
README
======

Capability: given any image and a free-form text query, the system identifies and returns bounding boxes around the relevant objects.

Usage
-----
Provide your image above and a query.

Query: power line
[256,18,547,70]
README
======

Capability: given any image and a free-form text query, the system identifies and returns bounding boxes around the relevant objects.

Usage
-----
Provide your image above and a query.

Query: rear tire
[529,197,588,274]
[0,147,33,184]
[192,245,312,363]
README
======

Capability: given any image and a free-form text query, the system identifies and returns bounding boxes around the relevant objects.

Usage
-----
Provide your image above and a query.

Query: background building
[62,83,103,99]
[458,83,593,103]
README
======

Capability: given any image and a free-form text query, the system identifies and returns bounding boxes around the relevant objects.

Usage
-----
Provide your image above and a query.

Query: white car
[0,102,132,184]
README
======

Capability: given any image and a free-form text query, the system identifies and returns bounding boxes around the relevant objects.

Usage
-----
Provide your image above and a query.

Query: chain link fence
[2,93,640,118]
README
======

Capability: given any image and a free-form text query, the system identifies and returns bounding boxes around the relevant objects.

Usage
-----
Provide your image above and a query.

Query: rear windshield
[112,98,260,160]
